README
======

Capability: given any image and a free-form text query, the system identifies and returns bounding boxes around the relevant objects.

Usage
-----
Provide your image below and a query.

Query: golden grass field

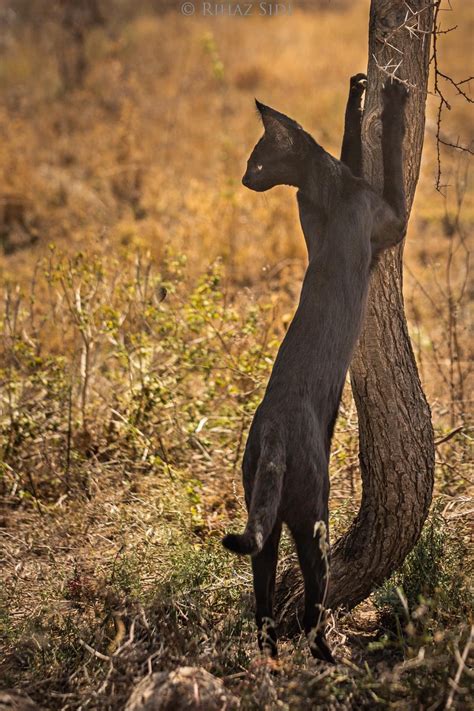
[0,1,472,709]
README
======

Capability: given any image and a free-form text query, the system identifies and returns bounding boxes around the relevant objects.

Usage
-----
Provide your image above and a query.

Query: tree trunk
[277,0,435,622]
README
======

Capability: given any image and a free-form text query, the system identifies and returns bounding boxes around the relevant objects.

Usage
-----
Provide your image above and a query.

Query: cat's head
[242,100,309,192]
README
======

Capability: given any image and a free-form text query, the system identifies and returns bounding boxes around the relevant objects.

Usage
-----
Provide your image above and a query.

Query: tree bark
[277,0,435,622]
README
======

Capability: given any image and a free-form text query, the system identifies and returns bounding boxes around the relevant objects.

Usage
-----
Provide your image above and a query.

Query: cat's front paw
[350,73,367,97]
[382,79,409,106]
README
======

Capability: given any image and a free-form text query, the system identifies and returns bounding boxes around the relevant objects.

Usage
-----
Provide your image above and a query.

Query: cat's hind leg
[288,479,335,664]
[251,521,282,658]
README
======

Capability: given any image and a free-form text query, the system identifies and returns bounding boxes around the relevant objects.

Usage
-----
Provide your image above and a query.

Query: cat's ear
[255,99,295,147]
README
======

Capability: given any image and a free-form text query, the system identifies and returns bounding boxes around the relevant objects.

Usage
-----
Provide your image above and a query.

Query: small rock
[0,690,42,711]
[125,666,239,711]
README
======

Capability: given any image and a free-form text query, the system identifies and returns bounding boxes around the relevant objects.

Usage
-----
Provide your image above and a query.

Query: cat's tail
[222,437,285,556]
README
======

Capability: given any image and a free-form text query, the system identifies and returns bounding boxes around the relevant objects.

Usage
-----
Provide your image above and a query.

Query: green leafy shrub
[374,511,472,636]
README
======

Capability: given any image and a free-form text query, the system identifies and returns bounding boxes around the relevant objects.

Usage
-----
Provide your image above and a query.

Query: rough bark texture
[276,0,435,623]
[330,0,436,610]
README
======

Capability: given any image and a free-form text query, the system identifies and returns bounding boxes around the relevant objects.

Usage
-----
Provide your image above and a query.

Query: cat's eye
[257,164,263,172]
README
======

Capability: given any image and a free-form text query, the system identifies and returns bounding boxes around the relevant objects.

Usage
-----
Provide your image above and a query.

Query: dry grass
[0,1,472,709]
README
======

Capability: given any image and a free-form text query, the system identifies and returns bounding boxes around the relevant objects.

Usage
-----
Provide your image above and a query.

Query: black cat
[223,76,408,663]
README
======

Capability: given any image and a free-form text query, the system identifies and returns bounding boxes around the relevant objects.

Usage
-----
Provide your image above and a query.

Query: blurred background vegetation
[0,1,472,709]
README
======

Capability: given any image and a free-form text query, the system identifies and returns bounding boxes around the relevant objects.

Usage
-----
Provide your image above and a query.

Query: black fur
[224,76,408,663]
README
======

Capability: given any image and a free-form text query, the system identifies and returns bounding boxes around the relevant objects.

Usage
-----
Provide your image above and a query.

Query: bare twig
[78,638,111,662]
[435,426,463,446]
[431,2,474,191]
[445,625,473,709]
